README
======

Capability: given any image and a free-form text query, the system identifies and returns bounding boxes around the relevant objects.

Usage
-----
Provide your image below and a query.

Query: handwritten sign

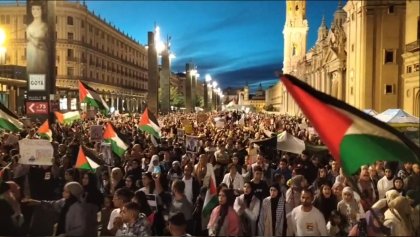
[18,139,53,166]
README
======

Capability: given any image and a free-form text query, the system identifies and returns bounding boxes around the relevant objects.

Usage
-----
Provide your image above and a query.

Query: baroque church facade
[269,0,414,116]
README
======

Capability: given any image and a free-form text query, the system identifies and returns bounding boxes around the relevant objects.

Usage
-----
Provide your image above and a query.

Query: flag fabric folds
[37,119,52,141]
[75,146,99,170]
[0,102,23,132]
[202,166,218,217]
[54,111,81,125]
[139,108,161,139]
[79,81,109,114]
[103,123,128,158]
[280,74,420,175]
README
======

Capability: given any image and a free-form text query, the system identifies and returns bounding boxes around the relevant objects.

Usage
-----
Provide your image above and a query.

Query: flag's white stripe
[86,156,99,169]
[64,111,81,119]
[113,136,128,150]
[334,107,403,143]
[0,110,23,128]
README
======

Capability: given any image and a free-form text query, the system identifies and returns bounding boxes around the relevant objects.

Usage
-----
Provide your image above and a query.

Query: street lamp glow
[212,81,218,88]
[205,74,212,82]
[0,28,6,45]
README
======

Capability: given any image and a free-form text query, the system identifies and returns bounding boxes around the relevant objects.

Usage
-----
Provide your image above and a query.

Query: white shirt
[377,176,394,199]
[107,208,122,236]
[222,172,244,191]
[183,177,194,204]
[288,205,328,236]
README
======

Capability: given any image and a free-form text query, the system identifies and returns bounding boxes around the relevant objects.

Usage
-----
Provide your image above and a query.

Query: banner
[18,139,53,166]
[90,125,103,142]
[182,119,193,134]
[177,129,185,141]
[185,135,200,153]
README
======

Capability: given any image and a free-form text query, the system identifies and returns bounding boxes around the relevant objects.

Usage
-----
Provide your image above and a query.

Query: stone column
[203,82,208,111]
[191,73,197,109]
[160,48,170,114]
[147,31,159,115]
[67,91,71,110]
[337,69,344,100]
[8,86,16,113]
[185,63,193,113]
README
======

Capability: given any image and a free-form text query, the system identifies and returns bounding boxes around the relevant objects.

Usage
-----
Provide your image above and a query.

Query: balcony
[406,39,420,52]
[67,57,78,62]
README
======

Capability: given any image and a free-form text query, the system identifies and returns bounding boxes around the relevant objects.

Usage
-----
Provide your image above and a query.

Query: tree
[170,85,184,108]
[195,95,204,107]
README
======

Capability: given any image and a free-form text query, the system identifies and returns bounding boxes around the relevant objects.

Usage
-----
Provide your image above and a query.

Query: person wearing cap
[168,212,192,237]
[22,181,98,236]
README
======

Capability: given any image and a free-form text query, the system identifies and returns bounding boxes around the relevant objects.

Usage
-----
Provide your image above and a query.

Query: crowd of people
[0,110,419,236]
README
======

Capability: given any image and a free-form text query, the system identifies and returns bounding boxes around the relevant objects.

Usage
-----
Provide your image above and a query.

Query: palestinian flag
[280,74,420,175]
[104,123,128,158]
[139,108,161,139]
[54,111,81,125]
[0,102,23,132]
[37,119,52,141]
[75,146,100,170]
[202,166,218,217]
[79,81,109,114]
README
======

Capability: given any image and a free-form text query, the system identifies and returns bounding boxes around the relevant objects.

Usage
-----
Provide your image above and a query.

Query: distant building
[0,1,148,113]
[238,83,266,111]
[402,0,419,117]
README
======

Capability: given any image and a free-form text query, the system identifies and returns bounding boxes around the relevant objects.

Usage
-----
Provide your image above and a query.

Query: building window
[81,20,84,28]
[417,17,420,40]
[68,32,74,40]
[67,67,74,76]
[385,84,394,94]
[351,44,354,52]
[67,48,74,58]
[407,66,412,73]
[415,63,420,72]
[67,16,73,25]
[388,6,394,14]
[5,15,10,24]
[384,49,394,63]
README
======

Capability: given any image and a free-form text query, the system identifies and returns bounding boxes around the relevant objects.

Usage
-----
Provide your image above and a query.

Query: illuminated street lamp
[0,28,6,64]
[204,74,212,111]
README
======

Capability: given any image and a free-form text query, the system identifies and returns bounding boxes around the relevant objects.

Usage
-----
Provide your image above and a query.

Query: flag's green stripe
[78,163,92,170]
[63,115,81,125]
[84,96,108,113]
[105,138,126,158]
[39,133,51,141]
[340,134,418,175]
[0,118,21,132]
[139,125,160,138]
[202,196,218,217]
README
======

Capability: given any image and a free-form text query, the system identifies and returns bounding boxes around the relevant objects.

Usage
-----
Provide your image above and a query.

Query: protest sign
[90,125,103,142]
[177,129,185,141]
[185,135,200,153]
[182,119,193,134]
[18,139,53,166]
[100,142,113,166]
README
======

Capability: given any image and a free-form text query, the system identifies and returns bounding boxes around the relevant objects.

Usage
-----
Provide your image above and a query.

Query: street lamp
[0,28,6,65]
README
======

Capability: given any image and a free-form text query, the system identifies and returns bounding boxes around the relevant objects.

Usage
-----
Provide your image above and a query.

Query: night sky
[86,1,340,92]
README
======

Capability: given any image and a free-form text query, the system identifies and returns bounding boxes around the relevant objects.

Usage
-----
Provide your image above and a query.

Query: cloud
[214,62,282,89]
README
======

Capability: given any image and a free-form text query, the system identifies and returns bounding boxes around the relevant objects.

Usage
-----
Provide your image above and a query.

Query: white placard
[28,74,46,91]
[18,139,53,166]
[90,125,103,142]
[100,142,113,166]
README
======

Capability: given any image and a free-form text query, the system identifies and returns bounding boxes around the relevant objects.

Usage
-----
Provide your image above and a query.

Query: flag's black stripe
[0,102,19,119]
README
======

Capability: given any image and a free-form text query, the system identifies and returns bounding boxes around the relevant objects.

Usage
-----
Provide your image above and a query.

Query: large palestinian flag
[0,102,23,132]
[37,119,52,141]
[79,81,109,114]
[139,108,161,139]
[54,111,81,125]
[104,123,128,158]
[75,146,100,170]
[280,74,420,175]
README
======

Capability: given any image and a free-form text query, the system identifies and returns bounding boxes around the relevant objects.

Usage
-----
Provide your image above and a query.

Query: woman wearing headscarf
[391,177,405,196]
[148,154,161,173]
[110,167,124,194]
[337,186,365,233]
[383,196,415,236]
[233,181,260,236]
[258,184,287,237]
[208,188,241,236]
[313,183,338,222]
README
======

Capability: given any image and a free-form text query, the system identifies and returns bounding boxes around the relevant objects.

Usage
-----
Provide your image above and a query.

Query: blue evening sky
[85,0,341,92]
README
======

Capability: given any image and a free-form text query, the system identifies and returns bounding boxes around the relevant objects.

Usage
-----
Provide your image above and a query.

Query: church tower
[282,1,309,74]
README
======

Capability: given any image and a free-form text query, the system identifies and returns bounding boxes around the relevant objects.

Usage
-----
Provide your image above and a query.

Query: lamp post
[0,28,6,65]
[204,74,211,112]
